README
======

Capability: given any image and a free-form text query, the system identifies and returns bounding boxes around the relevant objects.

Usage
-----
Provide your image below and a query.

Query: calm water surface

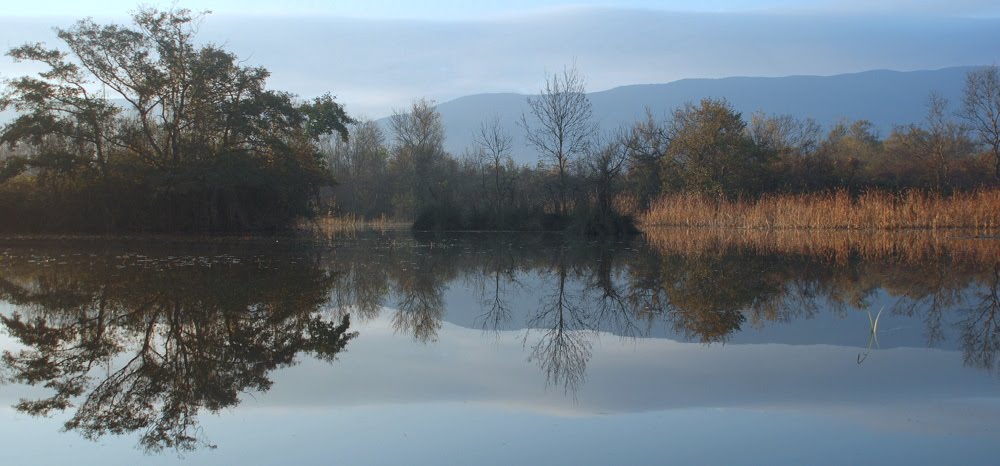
[0,230,998,465]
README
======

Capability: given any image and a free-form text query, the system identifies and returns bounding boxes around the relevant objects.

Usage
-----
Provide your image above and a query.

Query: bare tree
[621,109,670,205]
[389,98,445,152]
[748,112,821,157]
[321,120,391,217]
[389,98,446,214]
[585,130,632,230]
[961,65,1000,179]
[520,65,596,216]
[474,115,514,222]
[887,93,974,189]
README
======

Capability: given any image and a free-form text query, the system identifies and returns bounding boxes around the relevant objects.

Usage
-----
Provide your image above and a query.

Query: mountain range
[0,66,981,166]
[388,66,978,165]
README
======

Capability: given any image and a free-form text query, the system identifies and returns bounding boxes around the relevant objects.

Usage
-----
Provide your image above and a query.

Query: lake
[1,230,998,465]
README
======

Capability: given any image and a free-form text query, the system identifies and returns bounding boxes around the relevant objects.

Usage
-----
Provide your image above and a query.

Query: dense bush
[0,8,350,233]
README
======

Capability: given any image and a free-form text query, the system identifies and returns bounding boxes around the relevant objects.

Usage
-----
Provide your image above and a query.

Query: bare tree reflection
[6,229,1000,440]
[391,241,447,343]
[525,248,594,396]
[882,257,970,348]
[471,237,525,336]
[583,247,647,339]
[958,263,1000,371]
[393,286,445,343]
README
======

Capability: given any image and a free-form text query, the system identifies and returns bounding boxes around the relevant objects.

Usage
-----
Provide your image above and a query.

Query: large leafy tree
[663,98,771,197]
[0,7,352,232]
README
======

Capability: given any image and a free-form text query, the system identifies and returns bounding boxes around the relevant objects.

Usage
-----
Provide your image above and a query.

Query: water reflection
[0,242,357,452]
[2,231,1000,452]
[318,231,1000,386]
[959,263,1000,371]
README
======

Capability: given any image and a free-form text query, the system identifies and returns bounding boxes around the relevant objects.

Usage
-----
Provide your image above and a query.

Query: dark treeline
[0,8,351,233]
[3,9,1000,235]
[326,67,1000,234]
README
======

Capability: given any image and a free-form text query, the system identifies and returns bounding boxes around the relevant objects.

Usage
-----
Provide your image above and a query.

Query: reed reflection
[317,230,1000,395]
[644,229,1000,370]
[5,229,1000,449]
[0,244,357,452]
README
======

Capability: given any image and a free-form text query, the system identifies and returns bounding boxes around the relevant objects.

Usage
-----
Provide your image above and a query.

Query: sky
[4,314,1000,464]
[1,1,1000,117]
[4,0,1000,18]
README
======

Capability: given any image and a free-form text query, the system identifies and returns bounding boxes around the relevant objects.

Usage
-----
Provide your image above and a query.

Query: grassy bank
[640,189,1000,232]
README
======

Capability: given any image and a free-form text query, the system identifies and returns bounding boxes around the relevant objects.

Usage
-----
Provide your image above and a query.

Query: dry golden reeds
[642,227,1000,266]
[640,189,1000,233]
[306,213,402,238]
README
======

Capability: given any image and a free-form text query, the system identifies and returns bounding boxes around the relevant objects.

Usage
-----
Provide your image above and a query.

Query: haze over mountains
[0,64,979,167]
[405,66,977,165]
[3,6,998,120]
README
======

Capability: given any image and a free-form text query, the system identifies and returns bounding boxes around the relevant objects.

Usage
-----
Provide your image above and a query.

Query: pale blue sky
[2,1,999,117]
[4,0,999,19]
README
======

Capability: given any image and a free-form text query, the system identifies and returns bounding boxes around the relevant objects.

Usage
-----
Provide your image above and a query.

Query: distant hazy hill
[1,67,979,167]
[399,66,976,165]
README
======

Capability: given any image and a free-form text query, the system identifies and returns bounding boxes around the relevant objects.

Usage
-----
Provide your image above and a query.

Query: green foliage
[0,7,352,233]
[663,98,773,198]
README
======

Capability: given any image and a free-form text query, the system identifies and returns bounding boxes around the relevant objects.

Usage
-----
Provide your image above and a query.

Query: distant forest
[2,8,999,234]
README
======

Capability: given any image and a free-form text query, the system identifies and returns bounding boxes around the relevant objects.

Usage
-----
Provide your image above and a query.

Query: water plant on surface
[857,307,884,364]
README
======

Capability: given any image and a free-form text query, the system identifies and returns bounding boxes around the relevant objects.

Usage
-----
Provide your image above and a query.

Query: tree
[473,115,514,225]
[885,93,975,190]
[0,7,352,232]
[961,65,1000,179]
[520,65,596,216]
[748,112,820,159]
[583,129,634,234]
[621,109,670,206]
[663,98,769,197]
[815,119,882,191]
[748,112,821,191]
[389,98,447,217]
[322,119,391,218]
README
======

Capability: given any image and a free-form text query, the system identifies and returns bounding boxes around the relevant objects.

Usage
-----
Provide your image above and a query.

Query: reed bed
[640,189,1000,233]
[643,227,1000,266]
[306,213,403,238]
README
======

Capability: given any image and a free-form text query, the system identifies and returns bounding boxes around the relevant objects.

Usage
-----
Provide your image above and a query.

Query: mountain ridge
[382,66,979,164]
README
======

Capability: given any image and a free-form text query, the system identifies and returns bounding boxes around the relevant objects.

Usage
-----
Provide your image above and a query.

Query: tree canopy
[0,7,352,233]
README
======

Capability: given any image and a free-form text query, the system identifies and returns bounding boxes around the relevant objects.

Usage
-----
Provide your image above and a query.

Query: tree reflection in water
[526,247,593,396]
[3,231,1000,450]
[319,231,1000,395]
[959,263,1000,370]
[0,243,357,452]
